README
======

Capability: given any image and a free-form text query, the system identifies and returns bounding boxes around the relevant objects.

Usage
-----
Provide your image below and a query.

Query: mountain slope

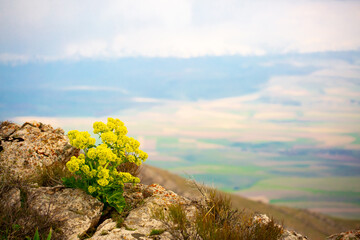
[139,164,360,240]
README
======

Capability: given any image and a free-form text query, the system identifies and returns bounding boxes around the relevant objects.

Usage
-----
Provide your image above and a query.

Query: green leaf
[106,192,126,213]
[33,229,40,240]
[46,228,52,240]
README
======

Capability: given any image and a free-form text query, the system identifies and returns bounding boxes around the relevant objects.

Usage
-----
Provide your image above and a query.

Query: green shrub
[62,118,148,213]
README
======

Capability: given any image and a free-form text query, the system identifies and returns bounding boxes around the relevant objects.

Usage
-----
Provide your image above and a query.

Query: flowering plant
[62,117,148,213]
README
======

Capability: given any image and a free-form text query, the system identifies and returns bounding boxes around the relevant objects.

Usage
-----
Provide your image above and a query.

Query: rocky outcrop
[91,183,188,240]
[27,186,104,240]
[326,229,360,240]
[254,214,308,240]
[0,121,79,181]
[0,120,356,240]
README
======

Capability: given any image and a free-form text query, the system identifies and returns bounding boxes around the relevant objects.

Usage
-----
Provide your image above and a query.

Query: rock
[27,186,103,240]
[253,214,308,240]
[0,121,79,182]
[327,229,360,240]
[92,183,195,240]
[281,230,308,240]
[0,121,20,139]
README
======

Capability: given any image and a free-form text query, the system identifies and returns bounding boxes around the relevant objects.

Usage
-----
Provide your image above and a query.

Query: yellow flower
[66,160,79,173]
[93,121,109,134]
[125,143,133,152]
[115,157,123,165]
[97,167,110,179]
[129,138,140,150]
[67,130,79,143]
[138,150,148,161]
[68,131,96,149]
[127,155,135,163]
[97,178,109,186]
[81,165,90,175]
[115,126,128,136]
[96,144,117,165]
[118,172,139,183]
[90,169,97,177]
[107,118,116,131]
[115,118,124,126]
[134,158,142,166]
[101,131,117,144]
[87,148,96,159]
[78,154,86,165]
[111,169,119,176]
[88,186,96,194]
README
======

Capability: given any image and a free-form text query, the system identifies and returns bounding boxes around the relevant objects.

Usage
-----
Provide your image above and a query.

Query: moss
[149,229,165,236]
[124,225,137,231]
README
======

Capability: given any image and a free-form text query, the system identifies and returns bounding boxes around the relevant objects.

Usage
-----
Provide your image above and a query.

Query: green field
[146,135,360,219]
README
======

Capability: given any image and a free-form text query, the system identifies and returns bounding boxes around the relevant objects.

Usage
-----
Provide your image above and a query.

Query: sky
[1,0,359,145]
[1,0,360,62]
[1,0,360,218]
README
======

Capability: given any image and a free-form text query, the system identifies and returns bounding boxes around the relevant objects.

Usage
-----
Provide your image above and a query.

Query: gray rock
[0,121,79,182]
[27,186,103,240]
[92,184,194,240]
[253,214,308,240]
[327,229,360,240]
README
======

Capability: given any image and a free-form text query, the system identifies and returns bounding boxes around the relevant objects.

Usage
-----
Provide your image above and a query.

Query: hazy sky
[1,0,360,62]
[0,0,360,151]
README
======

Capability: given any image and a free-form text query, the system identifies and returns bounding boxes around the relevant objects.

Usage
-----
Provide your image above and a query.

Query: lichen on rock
[27,186,103,240]
[0,121,79,182]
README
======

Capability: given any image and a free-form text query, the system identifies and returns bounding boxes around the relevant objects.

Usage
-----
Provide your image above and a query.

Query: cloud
[59,85,128,93]
[1,0,360,62]
[131,97,163,103]
[0,53,29,64]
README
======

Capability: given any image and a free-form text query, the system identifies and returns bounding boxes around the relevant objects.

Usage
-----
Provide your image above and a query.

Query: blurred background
[1,0,360,219]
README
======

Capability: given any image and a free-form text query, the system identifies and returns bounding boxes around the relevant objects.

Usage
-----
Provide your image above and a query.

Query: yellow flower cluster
[68,130,96,149]
[92,118,148,164]
[66,154,85,173]
[118,172,140,184]
[101,131,117,144]
[87,144,118,165]
[88,186,96,193]
[66,117,148,202]
[93,122,109,134]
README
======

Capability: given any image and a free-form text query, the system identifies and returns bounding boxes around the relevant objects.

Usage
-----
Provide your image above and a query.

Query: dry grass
[152,203,191,240]
[0,172,64,240]
[153,185,283,240]
[31,161,73,187]
[0,120,14,129]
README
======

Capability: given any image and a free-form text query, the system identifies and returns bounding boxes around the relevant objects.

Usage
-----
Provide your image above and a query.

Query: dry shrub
[117,162,141,178]
[195,188,283,240]
[153,185,283,240]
